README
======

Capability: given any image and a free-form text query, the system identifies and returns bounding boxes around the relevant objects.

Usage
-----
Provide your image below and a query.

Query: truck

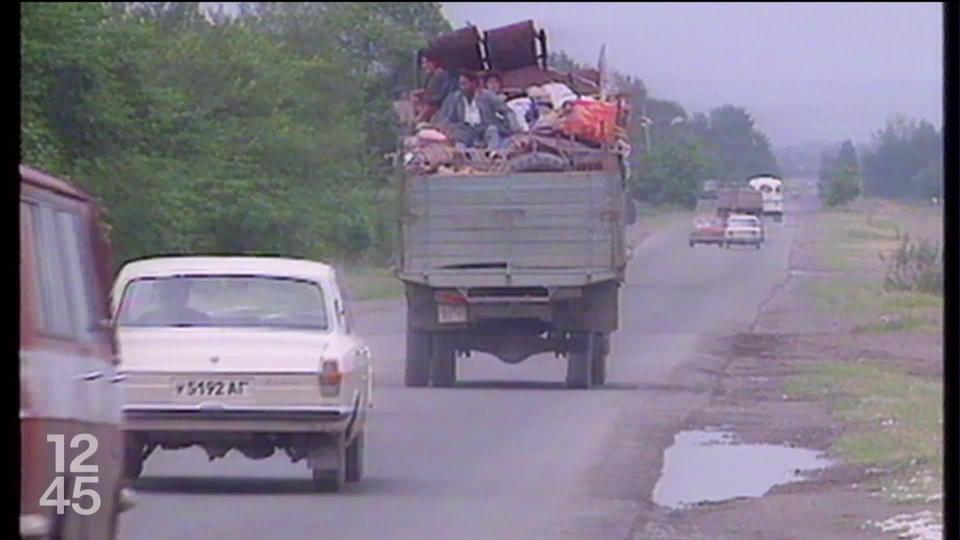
[747,174,784,221]
[394,21,633,389]
[715,188,764,219]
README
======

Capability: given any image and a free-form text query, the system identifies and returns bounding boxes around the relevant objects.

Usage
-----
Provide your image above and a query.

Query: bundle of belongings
[397,66,632,176]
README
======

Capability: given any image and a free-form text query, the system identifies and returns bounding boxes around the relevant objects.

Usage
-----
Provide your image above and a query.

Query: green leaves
[22,2,450,268]
[635,141,717,208]
[820,140,862,207]
[861,116,942,200]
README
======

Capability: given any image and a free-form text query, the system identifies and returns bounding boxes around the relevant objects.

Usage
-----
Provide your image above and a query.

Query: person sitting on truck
[415,52,457,124]
[485,72,505,95]
[438,71,520,149]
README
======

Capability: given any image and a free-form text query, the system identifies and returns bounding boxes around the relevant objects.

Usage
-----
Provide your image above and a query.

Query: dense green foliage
[22,2,449,267]
[861,116,943,200]
[23,4,785,264]
[632,142,717,208]
[819,140,862,207]
[817,115,942,207]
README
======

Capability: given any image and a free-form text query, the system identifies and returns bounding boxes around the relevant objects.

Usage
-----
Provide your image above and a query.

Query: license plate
[437,304,467,324]
[173,379,252,398]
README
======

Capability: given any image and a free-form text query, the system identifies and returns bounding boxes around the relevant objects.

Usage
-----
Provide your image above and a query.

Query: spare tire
[508,152,570,173]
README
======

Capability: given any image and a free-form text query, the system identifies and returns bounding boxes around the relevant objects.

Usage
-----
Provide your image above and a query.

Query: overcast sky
[442,2,943,148]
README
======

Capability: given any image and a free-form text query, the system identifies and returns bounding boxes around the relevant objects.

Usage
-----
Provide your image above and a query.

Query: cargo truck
[394,21,634,389]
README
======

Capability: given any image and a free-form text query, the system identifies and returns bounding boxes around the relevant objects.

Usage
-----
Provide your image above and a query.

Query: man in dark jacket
[438,72,520,149]
[415,53,457,123]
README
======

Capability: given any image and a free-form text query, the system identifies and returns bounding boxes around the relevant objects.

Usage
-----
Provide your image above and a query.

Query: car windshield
[117,275,329,330]
[729,218,756,227]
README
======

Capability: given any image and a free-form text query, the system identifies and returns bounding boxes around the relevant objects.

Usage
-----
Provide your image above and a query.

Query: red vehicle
[689,216,726,247]
[20,165,135,539]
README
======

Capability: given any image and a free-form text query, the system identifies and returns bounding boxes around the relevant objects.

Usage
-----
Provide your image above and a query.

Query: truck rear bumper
[397,270,621,288]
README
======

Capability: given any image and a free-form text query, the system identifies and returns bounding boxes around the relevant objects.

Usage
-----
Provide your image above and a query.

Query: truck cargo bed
[398,170,626,288]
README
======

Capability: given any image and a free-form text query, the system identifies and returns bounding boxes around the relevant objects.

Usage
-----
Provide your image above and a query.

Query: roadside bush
[880,234,943,296]
[823,165,861,208]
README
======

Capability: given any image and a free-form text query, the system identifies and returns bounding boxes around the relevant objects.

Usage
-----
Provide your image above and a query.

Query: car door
[21,186,122,539]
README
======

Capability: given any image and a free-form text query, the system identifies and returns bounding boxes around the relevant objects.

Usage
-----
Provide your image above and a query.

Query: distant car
[111,256,374,492]
[689,216,726,247]
[724,214,764,249]
[20,165,135,540]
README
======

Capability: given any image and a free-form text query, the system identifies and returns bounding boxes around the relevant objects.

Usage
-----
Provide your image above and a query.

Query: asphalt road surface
[118,193,814,540]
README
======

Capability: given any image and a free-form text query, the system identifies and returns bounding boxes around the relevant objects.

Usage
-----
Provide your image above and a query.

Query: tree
[818,140,862,207]
[861,115,942,199]
[700,105,781,183]
[634,141,717,208]
[21,1,455,266]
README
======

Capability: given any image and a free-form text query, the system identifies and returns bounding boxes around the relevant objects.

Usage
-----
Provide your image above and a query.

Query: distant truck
[747,174,784,221]
[715,188,764,219]
[395,21,633,389]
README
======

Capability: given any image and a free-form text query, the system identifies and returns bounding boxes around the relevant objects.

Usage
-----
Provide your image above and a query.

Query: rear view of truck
[394,21,634,389]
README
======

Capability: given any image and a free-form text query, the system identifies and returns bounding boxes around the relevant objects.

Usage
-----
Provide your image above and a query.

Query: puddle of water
[652,429,834,510]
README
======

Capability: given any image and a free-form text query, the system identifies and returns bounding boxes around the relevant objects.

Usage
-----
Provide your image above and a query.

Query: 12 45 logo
[39,434,101,515]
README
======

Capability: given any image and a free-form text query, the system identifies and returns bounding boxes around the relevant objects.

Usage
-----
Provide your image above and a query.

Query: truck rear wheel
[123,438,144,481]
[430,333,457,387]
[565,332,594,389]
[591,333,610,386]
[405,324,431,387]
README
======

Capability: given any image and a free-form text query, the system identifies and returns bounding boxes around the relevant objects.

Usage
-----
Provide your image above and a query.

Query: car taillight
[319,360,342,397]
[600,209,620,222]
[435,290,467,305]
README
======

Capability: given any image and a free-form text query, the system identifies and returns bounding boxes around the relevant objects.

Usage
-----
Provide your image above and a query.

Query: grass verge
[339,265,404,302]
[786,362,943,504]
[813,203,942,333]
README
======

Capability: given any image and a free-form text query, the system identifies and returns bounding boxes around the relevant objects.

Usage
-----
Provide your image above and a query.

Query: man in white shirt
[439,72,520,149]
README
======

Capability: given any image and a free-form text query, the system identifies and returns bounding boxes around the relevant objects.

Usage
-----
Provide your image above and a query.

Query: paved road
[118,194,812,540]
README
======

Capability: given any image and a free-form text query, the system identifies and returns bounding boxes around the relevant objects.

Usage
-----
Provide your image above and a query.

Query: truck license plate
[437,304,467,324]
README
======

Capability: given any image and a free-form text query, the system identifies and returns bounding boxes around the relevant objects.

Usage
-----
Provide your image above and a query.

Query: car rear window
[117,275,329,330]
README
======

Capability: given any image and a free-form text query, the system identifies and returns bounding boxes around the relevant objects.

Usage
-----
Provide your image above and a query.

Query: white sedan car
[723,214,764,249]
[111,256,373,492]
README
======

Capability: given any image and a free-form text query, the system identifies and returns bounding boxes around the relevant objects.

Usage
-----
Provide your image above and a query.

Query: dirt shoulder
[635,197,944,540]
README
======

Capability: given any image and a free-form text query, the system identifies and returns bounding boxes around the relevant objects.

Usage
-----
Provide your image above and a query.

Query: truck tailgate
[399,171,625,287]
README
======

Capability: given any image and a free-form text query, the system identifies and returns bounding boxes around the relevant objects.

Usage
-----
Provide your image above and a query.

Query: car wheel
[311,439,346,493]
[345,431,365,483]
[430,333,457,387]
[591,333,610,386]
[565,332,594,389]
[404,323,430,387]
